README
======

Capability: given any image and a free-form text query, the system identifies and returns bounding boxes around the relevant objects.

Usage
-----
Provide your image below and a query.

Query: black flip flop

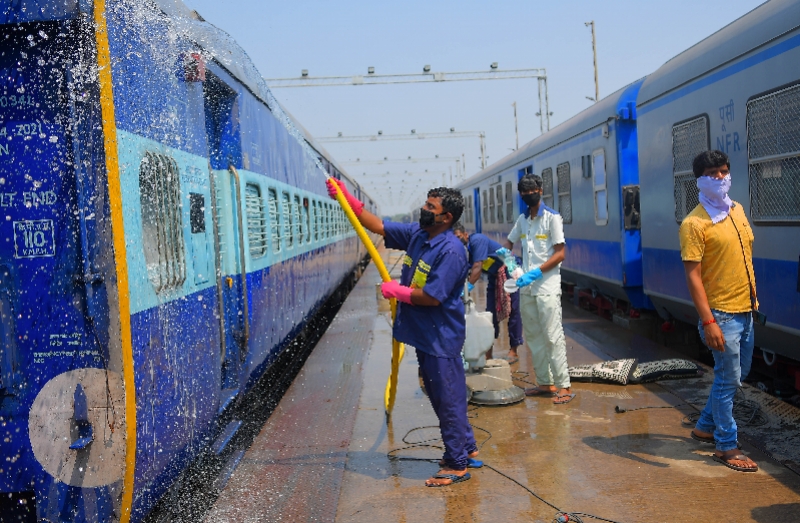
[553,392,576,405]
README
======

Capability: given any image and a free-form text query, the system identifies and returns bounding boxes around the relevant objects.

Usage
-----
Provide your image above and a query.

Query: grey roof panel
[638,0,800,107]
[457,81,637,188]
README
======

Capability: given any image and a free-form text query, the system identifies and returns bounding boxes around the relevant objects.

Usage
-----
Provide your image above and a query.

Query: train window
[505,181,513,222]
[282,191,293,248]
[189,193,205,234]
[294,195,303,245]
[496,184,504,223]
[482,190,488,224]
[267,188,281,252]
[672,116,709,222]
[541,167,554,209]
[488,187,496,224]
[522,165,533,176]
[747,85,800,222]
[312,200,319,241]
[466,194,473,224]
[303,198,311,243]
[593,149,608,225]
[139,152,186,293]
[325,203,332,238]
[245,184,267,258]
[557,162,572,224]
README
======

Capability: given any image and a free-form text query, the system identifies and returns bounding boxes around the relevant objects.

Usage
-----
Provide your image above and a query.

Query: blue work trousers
[486,277,524,348]
[695,310,754,452]
[417,349,477,470]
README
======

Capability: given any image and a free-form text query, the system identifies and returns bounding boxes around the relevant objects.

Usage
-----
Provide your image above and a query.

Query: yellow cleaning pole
[328,178,405,418]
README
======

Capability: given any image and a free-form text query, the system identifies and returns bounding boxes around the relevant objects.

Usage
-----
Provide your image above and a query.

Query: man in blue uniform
[452,222,523,363]
[327,178,477,487]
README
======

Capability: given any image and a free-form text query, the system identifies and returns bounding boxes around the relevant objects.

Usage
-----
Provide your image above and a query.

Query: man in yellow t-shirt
[679,150,758,473]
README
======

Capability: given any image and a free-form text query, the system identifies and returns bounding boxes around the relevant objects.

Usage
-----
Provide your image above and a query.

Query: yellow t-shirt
[679,202,755,313]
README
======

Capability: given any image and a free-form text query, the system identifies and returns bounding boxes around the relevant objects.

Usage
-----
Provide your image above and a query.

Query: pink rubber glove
[326,178,364,217]
[381,280,413,305]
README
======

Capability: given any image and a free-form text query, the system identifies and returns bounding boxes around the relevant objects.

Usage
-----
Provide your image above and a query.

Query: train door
[473,188,482,233]
[203,72,246,404]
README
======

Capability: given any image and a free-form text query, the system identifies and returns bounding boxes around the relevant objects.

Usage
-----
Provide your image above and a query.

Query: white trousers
[520,293,570,389]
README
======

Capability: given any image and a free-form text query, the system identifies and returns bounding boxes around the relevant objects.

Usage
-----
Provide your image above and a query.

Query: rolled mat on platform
[568,358,701,385]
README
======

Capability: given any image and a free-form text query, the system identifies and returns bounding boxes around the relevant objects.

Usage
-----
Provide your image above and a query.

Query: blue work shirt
[467,233,503,276]
[383,221,469,358]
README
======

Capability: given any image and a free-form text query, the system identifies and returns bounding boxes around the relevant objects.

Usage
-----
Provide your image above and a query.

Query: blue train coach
[458,0,800,365]
[0,1,374,522]
[636,0,800,360]
[457,78,651,311]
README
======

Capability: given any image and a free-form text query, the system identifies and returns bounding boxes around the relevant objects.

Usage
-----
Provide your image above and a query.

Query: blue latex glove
[495,247,511,257]
[516,267,543,287]
[467,282,475,292]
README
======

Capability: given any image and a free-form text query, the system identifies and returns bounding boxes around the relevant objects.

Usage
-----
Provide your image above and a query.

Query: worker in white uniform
[500,172,574,404]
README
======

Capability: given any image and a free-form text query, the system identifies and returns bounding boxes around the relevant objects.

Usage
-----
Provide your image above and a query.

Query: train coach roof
[638,0,800,108]
[151,0,335,177]
[457,79,641,189]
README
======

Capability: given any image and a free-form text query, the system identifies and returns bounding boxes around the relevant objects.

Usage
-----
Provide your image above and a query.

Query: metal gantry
[357,170,453,215]
[265,67,551,133]
[342,156,463,180]
[318,131,487,169]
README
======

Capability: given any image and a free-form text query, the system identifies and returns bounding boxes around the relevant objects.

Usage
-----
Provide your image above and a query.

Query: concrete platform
[206,250,800,523]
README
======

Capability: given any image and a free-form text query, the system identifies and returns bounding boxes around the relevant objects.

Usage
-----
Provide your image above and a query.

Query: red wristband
[702,318,716,327]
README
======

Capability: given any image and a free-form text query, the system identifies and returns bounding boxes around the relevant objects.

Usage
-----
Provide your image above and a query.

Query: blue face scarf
[697,174,732,224]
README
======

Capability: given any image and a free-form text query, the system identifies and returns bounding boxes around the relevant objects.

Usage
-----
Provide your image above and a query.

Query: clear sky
[183,0,764,216]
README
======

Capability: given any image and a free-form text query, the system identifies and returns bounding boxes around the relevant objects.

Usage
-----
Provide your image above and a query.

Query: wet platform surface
[207,250,800,523]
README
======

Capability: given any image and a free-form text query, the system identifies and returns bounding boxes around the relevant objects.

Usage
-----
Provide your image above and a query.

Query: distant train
[457,0,800,361]
[0,1,375,522]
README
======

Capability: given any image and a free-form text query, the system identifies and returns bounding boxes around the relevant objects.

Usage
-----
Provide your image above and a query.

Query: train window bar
[268,188,281,253]
[541,167,554,209]
[488,187,496,224]
[505,181,513,223]
[294,194,303,245]
[282,192,293,248]
[245,183,267,258]
[482,189,488,225]
[496,184,504,224]
[139,152,186,293]
[747,83,800,223]
[557,162,572,224]
[672,115,709,222]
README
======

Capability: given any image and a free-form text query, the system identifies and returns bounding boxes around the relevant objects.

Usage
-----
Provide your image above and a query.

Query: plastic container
[503,279,519,294]
[501,251,518,274]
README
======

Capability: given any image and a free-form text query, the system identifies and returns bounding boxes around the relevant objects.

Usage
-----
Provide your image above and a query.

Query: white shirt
[507,204,566,296]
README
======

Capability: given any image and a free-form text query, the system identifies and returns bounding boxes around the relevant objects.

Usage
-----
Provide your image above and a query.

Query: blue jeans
[695,310,754,452]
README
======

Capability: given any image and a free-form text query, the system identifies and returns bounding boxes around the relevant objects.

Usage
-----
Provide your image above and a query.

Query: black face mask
[419,208,445,228]
[521,193,541,208]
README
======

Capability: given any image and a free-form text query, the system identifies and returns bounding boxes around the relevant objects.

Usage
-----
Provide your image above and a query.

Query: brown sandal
[712,453,758,472]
